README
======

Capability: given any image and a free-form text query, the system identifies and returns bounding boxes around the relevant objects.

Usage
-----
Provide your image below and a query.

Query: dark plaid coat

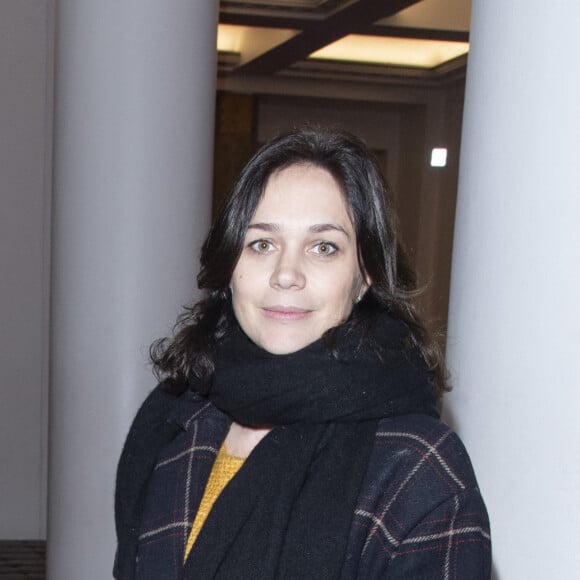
[115,387,491,579]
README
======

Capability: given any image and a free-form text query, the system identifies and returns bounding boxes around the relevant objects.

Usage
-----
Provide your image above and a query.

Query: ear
[362,272,371,291]
[356,273,371,303]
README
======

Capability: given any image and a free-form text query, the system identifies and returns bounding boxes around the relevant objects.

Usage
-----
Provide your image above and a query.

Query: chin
[258,334,315,356]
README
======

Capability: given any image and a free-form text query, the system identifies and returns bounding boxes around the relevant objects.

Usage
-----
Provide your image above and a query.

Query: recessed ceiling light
[431,148,448,167]
[310,35,469,68]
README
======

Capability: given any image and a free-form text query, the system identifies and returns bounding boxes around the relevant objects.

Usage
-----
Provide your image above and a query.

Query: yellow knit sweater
[183,444,245,561]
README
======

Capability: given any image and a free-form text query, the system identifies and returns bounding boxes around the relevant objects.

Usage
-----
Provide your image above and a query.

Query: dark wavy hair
[151,128,448,395]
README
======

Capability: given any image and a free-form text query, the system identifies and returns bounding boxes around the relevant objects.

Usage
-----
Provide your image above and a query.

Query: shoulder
[117,383,227,483]
[126,383,213,433]
[117,384,222,476]
[115,384,218,516]
[370,414,478,493]
[358,414,483,529]
[343,414,491,579]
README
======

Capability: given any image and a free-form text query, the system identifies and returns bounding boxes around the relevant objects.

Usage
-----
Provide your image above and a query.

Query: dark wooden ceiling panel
[228,0,423,76]
[217,0,469,86]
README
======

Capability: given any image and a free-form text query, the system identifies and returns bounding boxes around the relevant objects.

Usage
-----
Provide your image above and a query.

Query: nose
[269,249,306,290]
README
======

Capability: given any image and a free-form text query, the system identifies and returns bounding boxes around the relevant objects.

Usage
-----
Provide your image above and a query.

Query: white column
[0,0,53,539]
[48,1,218,578]
[444,1,580,578]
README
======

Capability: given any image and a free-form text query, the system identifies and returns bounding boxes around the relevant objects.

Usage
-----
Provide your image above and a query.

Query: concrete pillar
[48,1,218,578]
[444,1,580,578]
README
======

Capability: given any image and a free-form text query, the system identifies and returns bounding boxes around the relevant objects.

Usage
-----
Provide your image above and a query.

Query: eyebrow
[247,222,351,239]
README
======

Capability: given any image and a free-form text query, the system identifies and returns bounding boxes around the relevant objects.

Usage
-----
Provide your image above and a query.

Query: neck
[224,422,271,458]
[204,312,437,427]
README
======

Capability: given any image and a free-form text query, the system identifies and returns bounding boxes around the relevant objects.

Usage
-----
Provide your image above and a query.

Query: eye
[249,239,274,253]
[311,241,338,256]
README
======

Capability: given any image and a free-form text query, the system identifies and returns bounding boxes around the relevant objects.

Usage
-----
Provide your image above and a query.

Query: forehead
[253,164,353,227]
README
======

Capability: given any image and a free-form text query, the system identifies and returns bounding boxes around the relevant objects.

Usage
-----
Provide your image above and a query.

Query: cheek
[232,256,261,287]
[350,271,365,299]
[324,271,361,317]
[230,267,259,313]
[340,262,364,296]
[231,277,246,307]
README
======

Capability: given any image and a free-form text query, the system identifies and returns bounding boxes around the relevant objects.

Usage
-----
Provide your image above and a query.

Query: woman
[114,129,491,579]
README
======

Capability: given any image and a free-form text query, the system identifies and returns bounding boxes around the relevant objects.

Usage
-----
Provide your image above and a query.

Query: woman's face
[231,163,368,355]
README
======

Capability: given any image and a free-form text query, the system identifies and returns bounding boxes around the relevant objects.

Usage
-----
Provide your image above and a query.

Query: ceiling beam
[231,0,423,77]
[363,24,469,43]
[219,12,315,29]
[219,15,469,45]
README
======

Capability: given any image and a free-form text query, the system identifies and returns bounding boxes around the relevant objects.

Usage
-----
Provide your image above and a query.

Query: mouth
[262,305,312,322]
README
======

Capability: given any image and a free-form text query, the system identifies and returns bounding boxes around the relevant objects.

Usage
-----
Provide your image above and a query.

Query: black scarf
[183,312,438,580]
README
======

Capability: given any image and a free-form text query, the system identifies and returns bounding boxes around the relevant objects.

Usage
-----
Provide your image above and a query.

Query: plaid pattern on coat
[114,387,491,579]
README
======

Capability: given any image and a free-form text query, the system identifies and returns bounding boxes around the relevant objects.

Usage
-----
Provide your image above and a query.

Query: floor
[0,542,45,579]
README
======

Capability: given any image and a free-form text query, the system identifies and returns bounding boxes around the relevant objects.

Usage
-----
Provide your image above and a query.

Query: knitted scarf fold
[183,312,438,580]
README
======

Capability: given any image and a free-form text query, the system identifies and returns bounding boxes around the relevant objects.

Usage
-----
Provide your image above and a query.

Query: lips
[262,305,312,322]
